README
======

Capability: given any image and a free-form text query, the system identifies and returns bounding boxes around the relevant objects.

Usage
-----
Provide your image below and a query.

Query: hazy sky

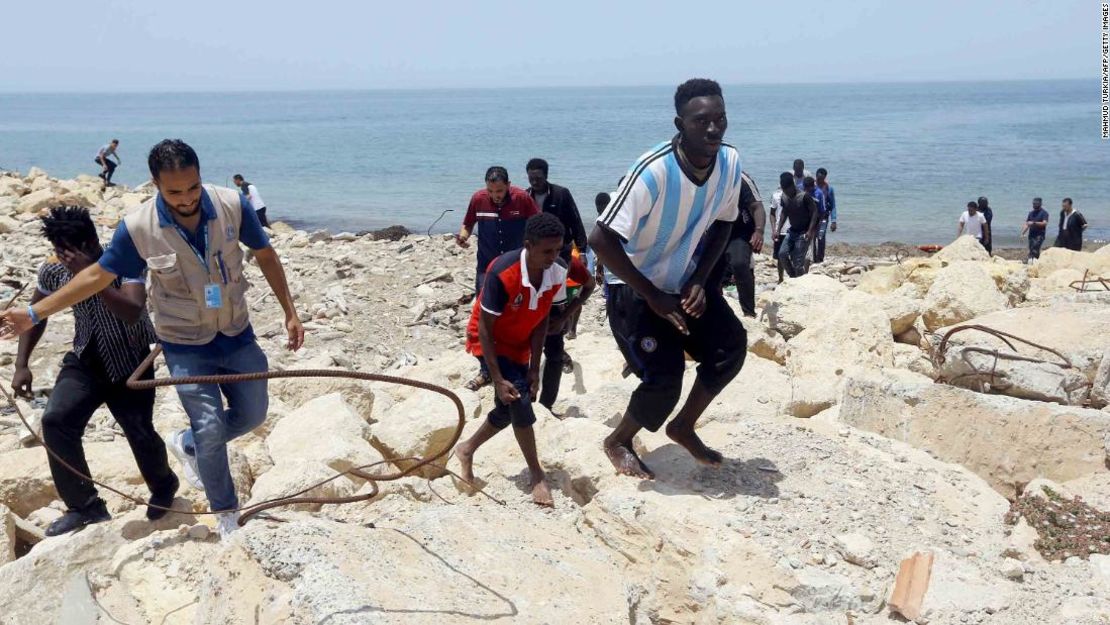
[0,0,1094,92]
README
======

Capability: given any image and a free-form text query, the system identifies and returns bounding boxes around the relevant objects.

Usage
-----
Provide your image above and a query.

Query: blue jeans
[779,231,809,278]
[164,340,269,511]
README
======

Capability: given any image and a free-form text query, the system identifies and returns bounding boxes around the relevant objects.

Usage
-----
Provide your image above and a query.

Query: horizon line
[0,76,1092,96]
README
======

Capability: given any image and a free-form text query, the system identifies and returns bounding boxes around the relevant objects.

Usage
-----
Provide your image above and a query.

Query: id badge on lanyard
[175,221,222,309]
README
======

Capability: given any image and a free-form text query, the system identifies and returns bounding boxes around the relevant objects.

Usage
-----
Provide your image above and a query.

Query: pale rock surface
[841,370,1110,497]
[0,442,152,516]
[266,392,383,474]
[370,387,480,478]
[268,376,375,422]
[985,258,1031,306]
[748,322,789,364]
[856,263,908,296]
[236,508,630,625]
[247,460,361,511]
[0,507,193,625]
[921,261,1009,330]
[0,503,14,566]
[762,274,848,339]
[784,290,895,417]
[1029,247,1110,279]
[935,235,991,262]
[880,293,921,335]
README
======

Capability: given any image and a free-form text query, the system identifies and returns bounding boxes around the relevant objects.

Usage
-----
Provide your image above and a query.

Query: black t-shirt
[783,191,818,234]
[730,172,762,241]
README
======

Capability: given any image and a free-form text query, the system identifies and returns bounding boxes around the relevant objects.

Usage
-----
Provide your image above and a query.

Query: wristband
[27,306,42,325]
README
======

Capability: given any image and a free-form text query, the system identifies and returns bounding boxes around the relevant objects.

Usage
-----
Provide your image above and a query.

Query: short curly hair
[674,78,723,115]
[41,206,98,250]
[524,212,565,243]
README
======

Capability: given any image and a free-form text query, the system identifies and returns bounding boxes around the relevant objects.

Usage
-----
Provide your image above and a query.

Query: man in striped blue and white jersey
[590,78,747,479]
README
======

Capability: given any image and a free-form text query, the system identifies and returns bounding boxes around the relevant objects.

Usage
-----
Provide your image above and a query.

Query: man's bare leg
[513,425,553,507]
[603,415,654,479]
[665,379,723,467]
[454,421,500,486]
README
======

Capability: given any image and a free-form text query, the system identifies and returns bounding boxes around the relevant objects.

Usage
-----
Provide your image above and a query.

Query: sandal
[464,372,490,391]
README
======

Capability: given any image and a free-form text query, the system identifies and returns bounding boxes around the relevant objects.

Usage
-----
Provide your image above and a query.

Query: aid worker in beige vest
[1,139,305,540]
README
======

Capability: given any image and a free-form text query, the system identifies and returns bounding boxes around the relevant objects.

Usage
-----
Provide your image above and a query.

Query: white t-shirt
[96,144,116,160]
[597,139,743,294]
[959,210,987,239]
[771,189,791,232]
[246,184,266,210]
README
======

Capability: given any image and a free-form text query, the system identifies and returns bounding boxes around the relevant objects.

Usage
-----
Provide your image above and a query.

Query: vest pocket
[150,262,192,297]
[152,296,202,342]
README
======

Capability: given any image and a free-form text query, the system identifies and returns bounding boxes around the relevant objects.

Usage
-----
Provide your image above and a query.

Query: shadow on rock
[637,445,783,500]
[119,497,199,540]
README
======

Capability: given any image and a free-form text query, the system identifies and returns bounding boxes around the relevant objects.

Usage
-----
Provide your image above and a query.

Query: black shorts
[772,235,783,261]
[606,284,746,431]
[477,356,537,430]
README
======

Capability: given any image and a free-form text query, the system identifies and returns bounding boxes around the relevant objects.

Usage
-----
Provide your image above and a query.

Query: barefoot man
[590,78,748,478]
[455,213,570,506]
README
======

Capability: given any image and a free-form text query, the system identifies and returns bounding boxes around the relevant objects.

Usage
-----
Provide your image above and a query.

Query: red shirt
[466,249,570,365]
[462,186,539,272]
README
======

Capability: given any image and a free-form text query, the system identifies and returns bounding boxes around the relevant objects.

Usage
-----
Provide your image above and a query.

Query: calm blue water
[0,80,1105,246]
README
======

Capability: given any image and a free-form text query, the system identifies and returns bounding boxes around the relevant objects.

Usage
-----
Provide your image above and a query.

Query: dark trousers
[41,351,175,511]
[725,238,756,316]
[811,218,829,263]
[1028,232,1045,260]
[94,157,117,183]
[779,231,809,278]
[476,356,537,429]
[606,285,746,432]
[256,207,270,228]
[539,332,565,409]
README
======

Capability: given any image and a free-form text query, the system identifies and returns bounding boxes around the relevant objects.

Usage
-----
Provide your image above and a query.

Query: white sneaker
[216,511,241,542]
[168,429,204,490]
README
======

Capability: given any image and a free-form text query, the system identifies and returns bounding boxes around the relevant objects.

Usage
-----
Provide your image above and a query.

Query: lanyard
[172,220,212,280]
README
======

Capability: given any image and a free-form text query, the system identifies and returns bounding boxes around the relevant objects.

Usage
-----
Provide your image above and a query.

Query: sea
[0,79,1106,247]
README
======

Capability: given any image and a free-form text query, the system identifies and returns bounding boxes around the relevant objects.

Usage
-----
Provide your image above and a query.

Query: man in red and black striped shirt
[455,213,568,507]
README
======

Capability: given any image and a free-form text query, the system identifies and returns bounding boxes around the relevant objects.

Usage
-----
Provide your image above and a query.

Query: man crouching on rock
[590,78,747,479]
[11,206,179,536]
[1,139,305,540]
[454,213,571,507]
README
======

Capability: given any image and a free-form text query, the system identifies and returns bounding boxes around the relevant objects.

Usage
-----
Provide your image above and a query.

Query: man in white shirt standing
[233,174,270,227]
[957,200,989,248]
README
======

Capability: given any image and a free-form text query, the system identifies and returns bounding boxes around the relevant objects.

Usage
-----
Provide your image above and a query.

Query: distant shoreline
[0,77,1093,96]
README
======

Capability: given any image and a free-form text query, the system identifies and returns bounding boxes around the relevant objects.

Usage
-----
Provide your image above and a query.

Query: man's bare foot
[454,445,475,486]
[604,441,655,479]
[531,475,554,508]
[665,423,723,467]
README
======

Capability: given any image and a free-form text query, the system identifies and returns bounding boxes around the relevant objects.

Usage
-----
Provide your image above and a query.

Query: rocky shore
[1,169,1109,624]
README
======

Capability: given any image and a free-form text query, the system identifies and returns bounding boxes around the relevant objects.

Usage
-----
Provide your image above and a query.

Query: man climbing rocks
[455,213,572,506]
[11,206,178,535]
[590,78,748,478]
[1,139,305,540]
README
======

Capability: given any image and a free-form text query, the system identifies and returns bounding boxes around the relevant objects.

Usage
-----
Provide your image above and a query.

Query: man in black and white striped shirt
[11,206,178,536]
